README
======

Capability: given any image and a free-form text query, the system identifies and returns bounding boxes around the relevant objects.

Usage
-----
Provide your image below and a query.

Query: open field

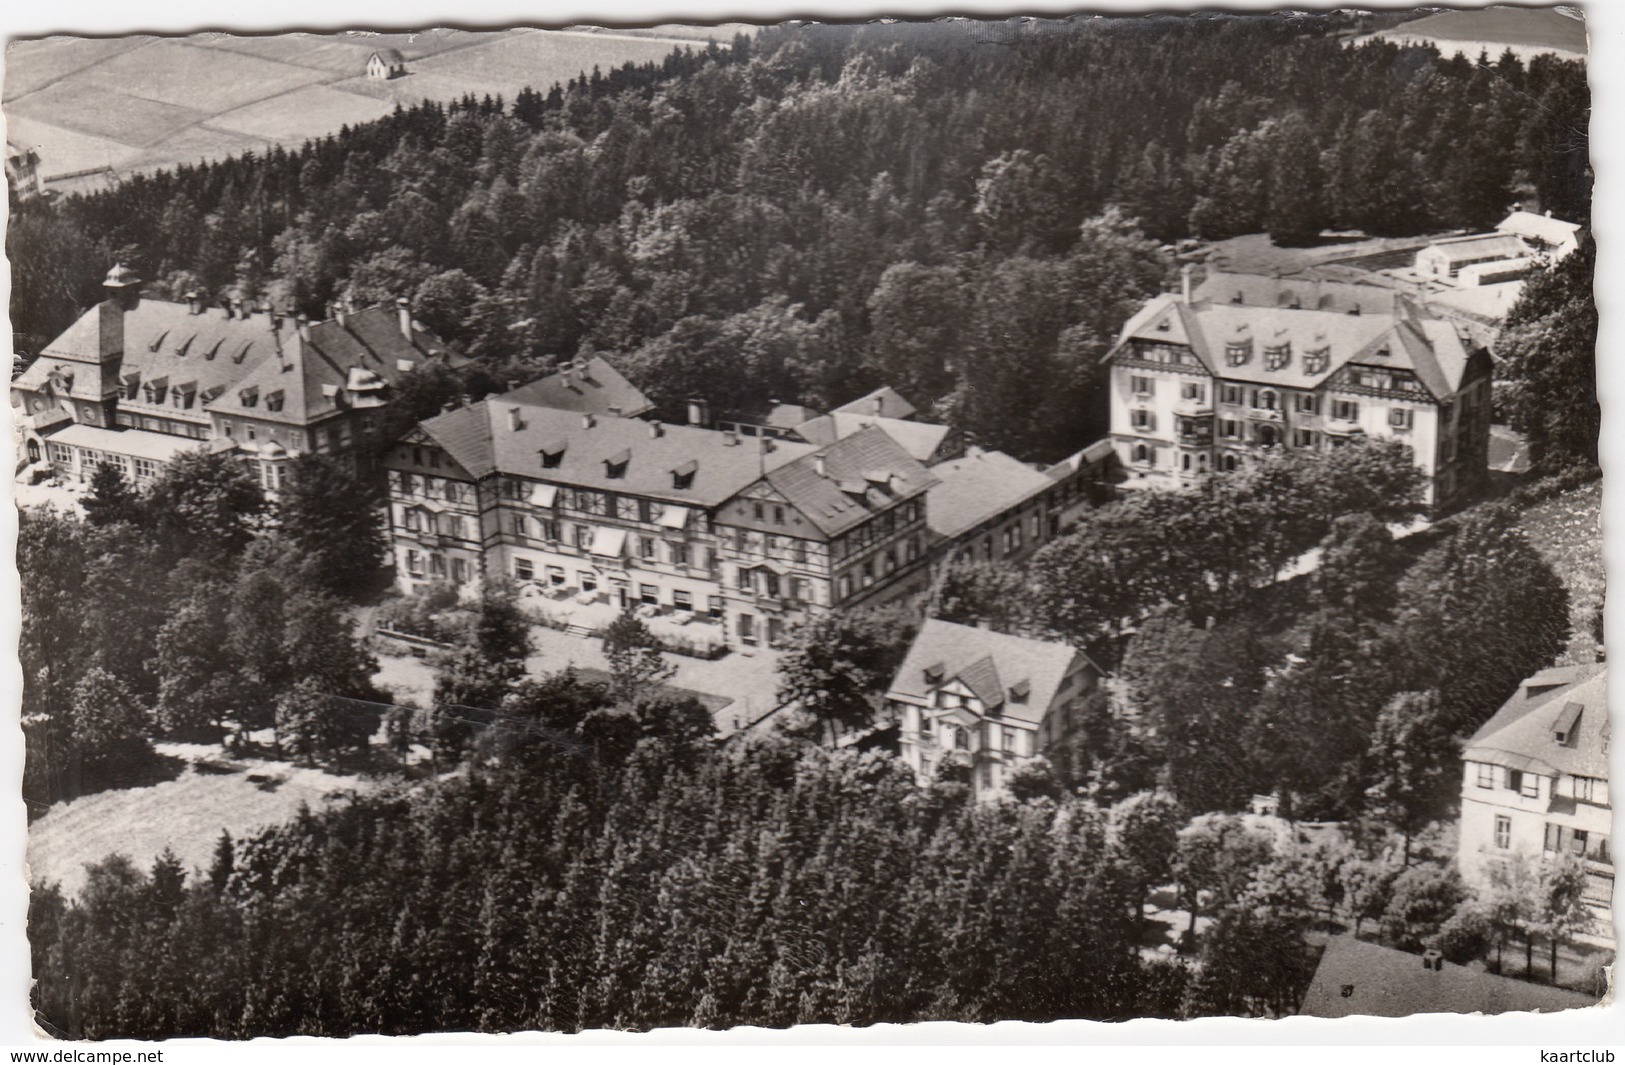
[27,751,375,898]
[1365,6,1587,61]
[5,25,748,189]
[1517,480,1603,665]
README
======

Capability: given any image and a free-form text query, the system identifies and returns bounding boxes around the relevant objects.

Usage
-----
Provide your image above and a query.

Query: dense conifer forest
[8,14,1590,460]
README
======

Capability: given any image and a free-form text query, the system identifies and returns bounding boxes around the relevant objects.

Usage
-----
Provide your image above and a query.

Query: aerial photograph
[4,1,1608,1042]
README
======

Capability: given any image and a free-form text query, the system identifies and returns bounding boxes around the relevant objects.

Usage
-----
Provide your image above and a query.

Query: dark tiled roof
[501,357,654,419]
[926,448,1052,541]
[419,401,814,506]
[17,301,276,408]
[1111,271,1475,400]
[887,619,1085,727]
[1465,666,1609,780]
[832,385,918,421]
[763,425,936,537]
[1299,936,1597,1018]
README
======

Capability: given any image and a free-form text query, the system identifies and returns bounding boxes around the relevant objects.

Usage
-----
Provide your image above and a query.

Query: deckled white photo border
[0,0,1617,1054]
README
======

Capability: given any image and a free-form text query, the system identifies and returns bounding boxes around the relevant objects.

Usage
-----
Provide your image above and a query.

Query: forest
[14,12,1603,1038]
[7,14,1591,462]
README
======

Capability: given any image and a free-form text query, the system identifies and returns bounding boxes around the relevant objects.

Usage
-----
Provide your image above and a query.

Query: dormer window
[540,441,566,469]
[1009,679,1030,704]
[604,449,630,479]
[265,390,285,413]
[671,460,697,490]
[1304,347,1330,375]
[204,340,223,361]
[122,373,140,400]
[239,387,259,408]
[1264,342,1291,371]
[148,330,168,353]
[1553,702,1581,746]
[923,662,945,686]
[144,378,168,405]
[232,342,252,364]
[1225,338,1252,366]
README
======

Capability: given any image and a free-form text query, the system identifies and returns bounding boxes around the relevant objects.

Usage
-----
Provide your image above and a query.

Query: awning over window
[530,483,559,508]
[656,504,691,529]
[590,527,628,558]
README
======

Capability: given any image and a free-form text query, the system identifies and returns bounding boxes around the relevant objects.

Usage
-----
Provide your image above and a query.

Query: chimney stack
[396,296,412,340]
[296,313,311,341]
[582,413,596,429]
[649,421,665,438]
[608,405,622,418]
[723,430,738,446]
[561,367,574,389]
[1180,262,1195,305]
[508,407,525,432]
[186,290,202,316]
[814,453,827,477]
[686,398,710,428]
[872,395,884,416]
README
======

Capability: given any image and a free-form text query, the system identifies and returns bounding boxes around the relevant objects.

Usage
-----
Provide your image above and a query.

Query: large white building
[1103,268,1493,508]
[384,377,939,649]
[1458,664,1612,944]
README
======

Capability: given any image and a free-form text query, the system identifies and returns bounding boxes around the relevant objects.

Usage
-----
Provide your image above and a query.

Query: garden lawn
[1516,481,1603,665]
[27,754,374,898]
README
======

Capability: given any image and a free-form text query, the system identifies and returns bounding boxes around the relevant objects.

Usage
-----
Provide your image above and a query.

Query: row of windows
[114,412,212,439]
[1130,377,1207,404]
[832,499,924,559]
[404,550,471,583]
[394,471,471,504]
[512,558,724,614]
[918,716,1029,757]
[400,508,475,540]
[45,444,166,483]
[1543,823,1608,862]
[835,535,923,600]
[1476,763,1542,798]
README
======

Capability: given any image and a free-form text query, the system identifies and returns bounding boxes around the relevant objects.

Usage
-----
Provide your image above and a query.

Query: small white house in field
[366,49,407,80]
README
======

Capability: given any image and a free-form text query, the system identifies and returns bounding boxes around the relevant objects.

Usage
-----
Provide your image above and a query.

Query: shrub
[1426,903,1492,964]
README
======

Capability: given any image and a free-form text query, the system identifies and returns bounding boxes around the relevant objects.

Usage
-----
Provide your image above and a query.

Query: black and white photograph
[2,0,1613,1046]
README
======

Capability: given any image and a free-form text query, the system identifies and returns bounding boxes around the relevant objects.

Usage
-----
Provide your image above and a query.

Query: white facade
[1458,667,1613,944]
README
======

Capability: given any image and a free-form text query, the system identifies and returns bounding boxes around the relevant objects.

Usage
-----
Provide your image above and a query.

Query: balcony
[1325,418,1363,437]
[1246,407,1283,423]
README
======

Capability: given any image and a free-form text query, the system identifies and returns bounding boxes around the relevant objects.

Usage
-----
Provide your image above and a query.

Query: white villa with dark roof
[1458,664,1613,943]
[12,266,450,490]
[1104,268,1493,507]
[384,384,938,648]
[887,619,1103,798]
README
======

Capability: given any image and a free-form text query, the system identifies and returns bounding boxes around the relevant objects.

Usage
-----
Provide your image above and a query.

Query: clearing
[5,25,749,192]
[27,749,375,898]
[1516,480,1604,665]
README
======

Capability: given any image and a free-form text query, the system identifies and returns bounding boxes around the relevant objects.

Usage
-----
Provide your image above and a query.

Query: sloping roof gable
[764,426,936,537]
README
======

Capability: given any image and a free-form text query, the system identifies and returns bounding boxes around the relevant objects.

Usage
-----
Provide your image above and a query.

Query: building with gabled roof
[1104,267,1492,508]
[832,385,918,421]
[501,356,654,419]
[1299,935,1596,1018]
[12,266,451,492]
[793,411,958,464]
[366,48,407,80]
[1458,664,1612,944]
[887,619,1103,798]
[385,401,936,648]
[1496,210,1583,259]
